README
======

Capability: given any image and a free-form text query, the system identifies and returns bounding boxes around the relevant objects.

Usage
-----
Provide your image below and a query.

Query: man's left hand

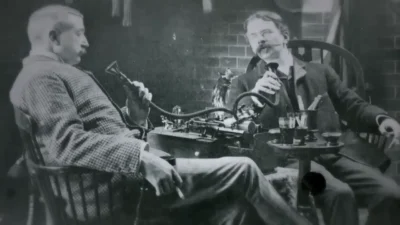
[124,81,152,126]
[379,117,400,149]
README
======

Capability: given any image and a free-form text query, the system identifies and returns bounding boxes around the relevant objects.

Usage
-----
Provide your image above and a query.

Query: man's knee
[222,157,266,197]
[227,156,259,171]
[219,157,261,180]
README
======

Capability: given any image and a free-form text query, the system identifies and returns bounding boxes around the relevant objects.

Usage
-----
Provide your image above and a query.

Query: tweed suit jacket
[10,54,148,221]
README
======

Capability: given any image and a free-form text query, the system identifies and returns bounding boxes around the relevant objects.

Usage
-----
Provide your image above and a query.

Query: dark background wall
[356,0,400,182]
[0,0,399,182]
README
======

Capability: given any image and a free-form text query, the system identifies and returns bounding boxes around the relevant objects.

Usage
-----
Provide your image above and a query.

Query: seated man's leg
[169,196,260,225]
[286,160,359,225]
[318,155,400,225]
[167,157,311,225]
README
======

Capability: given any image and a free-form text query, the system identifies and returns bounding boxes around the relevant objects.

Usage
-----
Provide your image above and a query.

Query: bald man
[9,4,313,225]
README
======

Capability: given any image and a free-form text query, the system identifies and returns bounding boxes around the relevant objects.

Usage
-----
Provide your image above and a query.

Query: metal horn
[105,60,119,74]
[104,60,279,121]
[105,61,131,84]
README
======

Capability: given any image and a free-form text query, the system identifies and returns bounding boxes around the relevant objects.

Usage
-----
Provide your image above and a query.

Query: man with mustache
[9,4,314,225]
[226,10,400,225]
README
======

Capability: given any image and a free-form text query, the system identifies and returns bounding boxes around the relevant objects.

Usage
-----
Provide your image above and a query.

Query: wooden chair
[13,107,170,225]
[246,39,391,173]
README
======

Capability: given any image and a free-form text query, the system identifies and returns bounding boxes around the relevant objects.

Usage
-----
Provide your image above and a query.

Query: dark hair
[243,10,290,39]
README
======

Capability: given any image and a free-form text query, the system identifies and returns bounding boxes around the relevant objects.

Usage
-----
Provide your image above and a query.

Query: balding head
[27,4,88,65]
[27,4,83,45]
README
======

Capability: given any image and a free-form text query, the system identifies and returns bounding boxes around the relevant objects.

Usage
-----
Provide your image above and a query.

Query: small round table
[267,140,343,224]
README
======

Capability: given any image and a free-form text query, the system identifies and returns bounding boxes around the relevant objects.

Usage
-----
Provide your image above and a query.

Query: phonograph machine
[105,61,327,174]
[105,62,286,172]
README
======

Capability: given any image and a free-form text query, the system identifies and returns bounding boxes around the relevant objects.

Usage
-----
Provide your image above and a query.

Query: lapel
[78,67,129,125]
[292,57,321,110]
[292,57,307,108]
[292,57,307,84]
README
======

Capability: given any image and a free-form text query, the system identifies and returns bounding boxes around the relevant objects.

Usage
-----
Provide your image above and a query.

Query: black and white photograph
[0,0,400,225]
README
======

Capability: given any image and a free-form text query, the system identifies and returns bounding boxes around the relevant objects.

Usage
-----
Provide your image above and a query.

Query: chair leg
[37,195,53,225]
[44,204,53,225]
[33,192,54,225]
[26,191,35,225]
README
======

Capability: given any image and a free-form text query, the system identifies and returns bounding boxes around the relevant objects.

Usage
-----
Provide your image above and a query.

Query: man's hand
[140,151,183,196]
[379,117,400,149]
[123,81,152,126]
[251,70,281,107]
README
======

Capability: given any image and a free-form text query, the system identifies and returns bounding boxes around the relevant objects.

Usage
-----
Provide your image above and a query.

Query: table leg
[297,158,311,207]
[297,158,319,225]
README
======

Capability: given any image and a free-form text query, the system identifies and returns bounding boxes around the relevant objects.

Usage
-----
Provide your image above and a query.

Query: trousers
[288,154,400,225]
[81,156,311,225]
[159,156,311,225]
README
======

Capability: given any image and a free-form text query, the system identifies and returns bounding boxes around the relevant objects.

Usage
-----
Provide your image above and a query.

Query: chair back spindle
[13,107,133,225]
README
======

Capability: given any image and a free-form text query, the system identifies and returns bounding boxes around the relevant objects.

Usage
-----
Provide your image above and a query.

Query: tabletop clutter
[271,94,340,146]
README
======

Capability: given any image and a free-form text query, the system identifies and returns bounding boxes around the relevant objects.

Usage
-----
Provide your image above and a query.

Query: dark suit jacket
[226,56,390,168]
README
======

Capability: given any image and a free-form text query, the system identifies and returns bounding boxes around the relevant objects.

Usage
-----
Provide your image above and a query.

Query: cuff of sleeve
[376,114,391,126]
[118,139,149,175]
[128,140,149,174]
[122,106,149,129]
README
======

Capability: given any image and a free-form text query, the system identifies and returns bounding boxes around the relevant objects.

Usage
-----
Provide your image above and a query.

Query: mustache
[79,47,87,55]
[256,43,282,53]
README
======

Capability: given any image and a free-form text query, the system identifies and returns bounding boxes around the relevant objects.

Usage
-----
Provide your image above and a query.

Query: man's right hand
[140,151,183,196]
[124,81,152,126]
[251,70,281,107]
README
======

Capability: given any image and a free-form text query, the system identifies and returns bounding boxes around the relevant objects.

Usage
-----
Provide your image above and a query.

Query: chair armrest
[25,156,99,176]
[24,152,120,178]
